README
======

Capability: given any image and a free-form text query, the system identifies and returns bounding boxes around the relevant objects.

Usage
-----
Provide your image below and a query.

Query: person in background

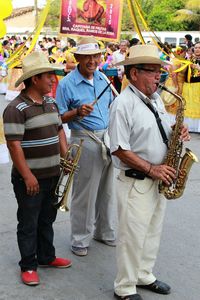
[2,40,11,58]
[184,34,193,49]
[112,40,130,93]
[109,44,190,300]
[3,51,72,286]
[129,38,141,47]
[99,42,117,72]
[56,36,116,257]
[161,45,187,113]
[181,41,200,132]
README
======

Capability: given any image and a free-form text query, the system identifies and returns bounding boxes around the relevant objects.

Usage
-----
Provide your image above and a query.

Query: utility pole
[34,0,38,26]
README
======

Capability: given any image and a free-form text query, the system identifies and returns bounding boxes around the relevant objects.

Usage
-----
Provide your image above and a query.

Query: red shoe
[40,257,72,268]
[21,270,40,286]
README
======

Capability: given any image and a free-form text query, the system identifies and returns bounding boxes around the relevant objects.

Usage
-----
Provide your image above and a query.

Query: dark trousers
[11,175,59,272]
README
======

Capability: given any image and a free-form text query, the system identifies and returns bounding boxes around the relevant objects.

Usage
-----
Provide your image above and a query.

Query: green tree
[174,0,200,30]
[144,0,186,31]
[44,0,61,29]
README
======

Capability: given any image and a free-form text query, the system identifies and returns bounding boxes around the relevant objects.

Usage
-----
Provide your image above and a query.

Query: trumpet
[54,139,84,211]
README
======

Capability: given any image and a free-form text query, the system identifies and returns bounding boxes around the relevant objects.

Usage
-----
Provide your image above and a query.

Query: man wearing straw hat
[56,36,116,257]
[3,51,72,286]
[109,44,190,300]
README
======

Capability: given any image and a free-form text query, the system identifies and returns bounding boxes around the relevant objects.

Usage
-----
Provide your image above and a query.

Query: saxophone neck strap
[129,86,169,149]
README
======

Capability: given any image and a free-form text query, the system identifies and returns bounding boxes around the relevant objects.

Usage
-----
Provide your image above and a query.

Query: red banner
[59,0,123,41]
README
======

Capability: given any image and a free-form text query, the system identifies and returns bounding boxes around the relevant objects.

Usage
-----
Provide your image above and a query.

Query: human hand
[77,104,94,117]
[60,157,74,174]
[149,164,176,186]
[191,63,200,70]
[180,124,190,141]
[24,173,39,196]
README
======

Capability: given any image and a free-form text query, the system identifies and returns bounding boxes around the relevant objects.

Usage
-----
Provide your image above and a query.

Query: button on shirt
[109,83,172,170]
[56,67,113,131]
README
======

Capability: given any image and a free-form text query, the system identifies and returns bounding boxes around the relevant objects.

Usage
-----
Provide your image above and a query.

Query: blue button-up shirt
[56,67,113,130]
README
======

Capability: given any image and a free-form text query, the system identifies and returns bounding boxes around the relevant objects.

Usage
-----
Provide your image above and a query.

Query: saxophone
[159,85,198,200]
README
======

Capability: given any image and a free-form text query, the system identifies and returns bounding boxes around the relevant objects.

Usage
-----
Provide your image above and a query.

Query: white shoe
[71,246,88,256]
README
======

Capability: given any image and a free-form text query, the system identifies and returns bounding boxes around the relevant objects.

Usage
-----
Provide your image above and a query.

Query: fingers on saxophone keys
[164,174,172,185]
[164,172,175,185]
[162,166,176,185]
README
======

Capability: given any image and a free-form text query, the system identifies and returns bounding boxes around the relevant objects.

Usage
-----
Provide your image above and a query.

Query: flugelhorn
[54,139,84,211]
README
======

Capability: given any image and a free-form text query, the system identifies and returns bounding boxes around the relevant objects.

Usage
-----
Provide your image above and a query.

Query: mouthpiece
[158,84,168,92]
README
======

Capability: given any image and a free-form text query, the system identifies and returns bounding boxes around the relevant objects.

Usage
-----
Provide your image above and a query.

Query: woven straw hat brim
[15,64,64,87]
[116,57,168,66]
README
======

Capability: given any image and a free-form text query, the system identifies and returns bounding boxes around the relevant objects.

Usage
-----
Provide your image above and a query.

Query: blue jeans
[11,175,59,271]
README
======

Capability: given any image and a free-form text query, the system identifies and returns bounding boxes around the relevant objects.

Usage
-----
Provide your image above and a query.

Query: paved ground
[0,94,200,300]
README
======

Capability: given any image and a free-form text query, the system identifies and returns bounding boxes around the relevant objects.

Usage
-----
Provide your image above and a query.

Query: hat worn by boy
[116,44,168,66]
[15,51,64,87]
[72,36,104,55]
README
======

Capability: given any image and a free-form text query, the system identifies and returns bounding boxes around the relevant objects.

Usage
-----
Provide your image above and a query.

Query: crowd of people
[161,35,200,133]
[0,32,198,299]
[1,34,199,130]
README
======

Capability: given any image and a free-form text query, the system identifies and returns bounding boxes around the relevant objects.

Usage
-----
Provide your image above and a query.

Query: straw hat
[72,36,104,55]
[15,51,64,87]
[116,44,168,66]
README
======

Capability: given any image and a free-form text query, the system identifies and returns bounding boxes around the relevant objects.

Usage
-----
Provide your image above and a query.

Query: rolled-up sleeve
[56,80,70,115]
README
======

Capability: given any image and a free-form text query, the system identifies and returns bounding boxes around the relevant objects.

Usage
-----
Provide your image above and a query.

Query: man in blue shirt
[56,36,116,256]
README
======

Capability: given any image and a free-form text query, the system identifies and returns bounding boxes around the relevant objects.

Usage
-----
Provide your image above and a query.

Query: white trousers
[114,171,166,296]
[70,130,116,248]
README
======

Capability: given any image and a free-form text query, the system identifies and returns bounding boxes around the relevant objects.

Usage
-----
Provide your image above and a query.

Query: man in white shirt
[109,44,190,300]
[112,40,129,93]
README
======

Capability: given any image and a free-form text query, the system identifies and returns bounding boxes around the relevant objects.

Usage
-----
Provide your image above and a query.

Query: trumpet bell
[54,139,84,211]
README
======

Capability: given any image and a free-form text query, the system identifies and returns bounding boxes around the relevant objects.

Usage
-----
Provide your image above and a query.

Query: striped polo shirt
[3,92,63,179]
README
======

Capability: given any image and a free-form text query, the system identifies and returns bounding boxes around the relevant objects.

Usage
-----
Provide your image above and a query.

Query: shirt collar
[129,83,160,105]
[18,91,45,106]
[74,66,102,86]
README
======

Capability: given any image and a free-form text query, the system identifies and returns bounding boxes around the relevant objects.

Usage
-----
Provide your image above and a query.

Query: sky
[12,0,47,8]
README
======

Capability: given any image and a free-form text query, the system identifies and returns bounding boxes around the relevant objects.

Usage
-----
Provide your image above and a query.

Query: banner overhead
[59,0,123,41]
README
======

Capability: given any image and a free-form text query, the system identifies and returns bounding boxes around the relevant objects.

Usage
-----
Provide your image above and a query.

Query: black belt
[125,169,151,180]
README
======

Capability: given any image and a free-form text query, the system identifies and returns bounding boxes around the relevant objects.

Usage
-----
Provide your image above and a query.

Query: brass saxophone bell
[158,85,198,199]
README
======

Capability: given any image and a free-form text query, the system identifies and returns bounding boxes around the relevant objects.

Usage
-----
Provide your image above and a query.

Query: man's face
[119,42,128,54]
[194,43,200,57]
[76,53,101,79]
[4,43,10,50]
[129,64,162,98]
[34,72,56,95]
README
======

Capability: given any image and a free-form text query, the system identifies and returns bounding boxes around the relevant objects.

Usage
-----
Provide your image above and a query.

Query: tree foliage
[44,0,61,29]
[145,0,186,31]
[174,0,200,30]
